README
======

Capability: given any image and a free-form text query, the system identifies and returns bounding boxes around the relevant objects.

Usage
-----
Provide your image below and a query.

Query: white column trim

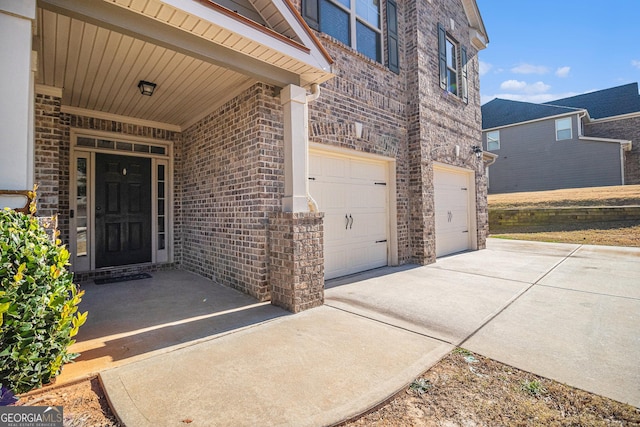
[280,84,309,212]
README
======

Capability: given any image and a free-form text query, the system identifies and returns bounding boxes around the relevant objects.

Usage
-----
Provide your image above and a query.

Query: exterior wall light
[472,146,483,158]
[138,80,157,96]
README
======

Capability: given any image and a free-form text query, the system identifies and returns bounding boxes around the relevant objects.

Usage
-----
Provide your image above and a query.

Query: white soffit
[110,0,333,79]
[35,0,333,128]
[461,0,489,49]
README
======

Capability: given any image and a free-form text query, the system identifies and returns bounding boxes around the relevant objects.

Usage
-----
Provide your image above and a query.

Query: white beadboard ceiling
[35,0,333,129]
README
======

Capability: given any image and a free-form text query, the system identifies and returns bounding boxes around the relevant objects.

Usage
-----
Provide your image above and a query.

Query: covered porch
[1,0,333,312]
[56,270,289,383]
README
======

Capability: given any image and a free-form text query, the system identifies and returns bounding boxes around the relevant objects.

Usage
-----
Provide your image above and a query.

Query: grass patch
[489,185,640,209]
[491,221,640,247]
[489,186,640,247]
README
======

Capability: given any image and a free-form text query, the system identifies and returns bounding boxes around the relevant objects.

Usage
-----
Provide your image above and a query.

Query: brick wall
[179,83,284,301]
[304,0,487,264]
[269,212,324,312]
[34,93,63,219]
[308,35,411,263]
[411,0,488,260]
[585,116,640,184]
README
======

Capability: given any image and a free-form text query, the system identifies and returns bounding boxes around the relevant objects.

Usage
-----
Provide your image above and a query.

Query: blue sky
[475,0,640,105]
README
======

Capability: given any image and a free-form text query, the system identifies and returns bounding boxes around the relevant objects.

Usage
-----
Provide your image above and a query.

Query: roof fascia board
[166,0,331,72]
[273,0,333,67]
[40,0,301,87]
[587,110,640,124]
[578,136,632,150]
[461,0,489,49]
[483,110,586,132]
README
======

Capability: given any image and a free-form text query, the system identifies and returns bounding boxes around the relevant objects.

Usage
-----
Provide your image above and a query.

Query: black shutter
[386,0,399,74]
[437,23,447,90]
[461,46,468,103]
[302,0,320,31]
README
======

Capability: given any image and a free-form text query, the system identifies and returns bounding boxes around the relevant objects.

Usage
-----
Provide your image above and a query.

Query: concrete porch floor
[57,270,288,384]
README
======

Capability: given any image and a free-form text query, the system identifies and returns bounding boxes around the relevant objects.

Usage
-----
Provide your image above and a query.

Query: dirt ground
[342,350,640,427]
[16,350,639,426]
[17,377,120,427]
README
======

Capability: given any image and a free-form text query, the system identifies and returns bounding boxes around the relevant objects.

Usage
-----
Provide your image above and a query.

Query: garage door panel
[350,242,387,273]
[311,151,390,279]
[324,246,349,277]
[350,159,386,181]
[435,167,473,258]
[325,157,348,178]
[351,212,386,239]
[324,213,347,243]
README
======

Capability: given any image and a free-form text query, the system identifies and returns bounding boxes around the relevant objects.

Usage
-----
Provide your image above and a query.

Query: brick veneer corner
[269,212,324,313]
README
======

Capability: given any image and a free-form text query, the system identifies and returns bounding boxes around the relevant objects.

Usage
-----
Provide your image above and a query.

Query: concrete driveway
[96,239,639,426]
[326,238,640,407]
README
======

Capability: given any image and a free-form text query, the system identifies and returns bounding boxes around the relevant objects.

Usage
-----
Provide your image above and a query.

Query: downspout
[577,111,587,137]
[305,84,320,212]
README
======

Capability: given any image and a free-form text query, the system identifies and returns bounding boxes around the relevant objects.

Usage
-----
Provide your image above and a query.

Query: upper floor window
[303,0,399,72]
[445,38,458,95]
[487,130,500,151]
[320,0,381,62]
[438,24,468,103]
[556,117,572,140]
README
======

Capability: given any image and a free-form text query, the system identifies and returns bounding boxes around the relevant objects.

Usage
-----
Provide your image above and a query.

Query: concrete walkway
[99,239,640,426]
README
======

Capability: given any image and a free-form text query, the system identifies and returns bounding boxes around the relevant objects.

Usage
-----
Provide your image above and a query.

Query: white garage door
[434,167,473,257]
[309,152,388,279]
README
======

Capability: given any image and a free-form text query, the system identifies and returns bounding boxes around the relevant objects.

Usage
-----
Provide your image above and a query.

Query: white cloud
[555,66,571,77]
[500,80,527,91]
[632,60,640,69]
[479,61,492,76]
[511,63,549,75]
[498,80,551,94]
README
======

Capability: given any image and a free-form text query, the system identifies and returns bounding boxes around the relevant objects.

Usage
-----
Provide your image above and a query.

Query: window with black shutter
[302,0,398,72]
[386,0,399,73]
[438,23,469,103]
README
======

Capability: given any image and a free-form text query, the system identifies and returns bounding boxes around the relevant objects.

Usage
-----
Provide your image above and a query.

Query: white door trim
[69,129,174,272]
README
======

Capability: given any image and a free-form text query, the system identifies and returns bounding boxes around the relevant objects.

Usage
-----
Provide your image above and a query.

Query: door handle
[349,214,353,229]
[345,214,349,230]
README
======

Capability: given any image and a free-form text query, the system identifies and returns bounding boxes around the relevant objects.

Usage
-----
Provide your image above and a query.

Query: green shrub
[0,207,87,394]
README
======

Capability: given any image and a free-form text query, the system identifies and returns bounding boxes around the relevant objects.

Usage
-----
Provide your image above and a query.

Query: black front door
[95,153,152,268]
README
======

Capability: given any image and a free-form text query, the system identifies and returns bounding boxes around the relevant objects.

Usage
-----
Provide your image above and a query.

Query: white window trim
[487,130,500,151]
[321,0,383,62]
[555,117,572,141]
[445,36,459,96]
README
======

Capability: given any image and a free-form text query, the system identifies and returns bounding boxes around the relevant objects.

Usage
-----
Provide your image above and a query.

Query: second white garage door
[309,152,389,279]
[434,166,474,257]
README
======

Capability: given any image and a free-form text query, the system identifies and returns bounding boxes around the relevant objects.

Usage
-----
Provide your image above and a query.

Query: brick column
[269,212,324,313]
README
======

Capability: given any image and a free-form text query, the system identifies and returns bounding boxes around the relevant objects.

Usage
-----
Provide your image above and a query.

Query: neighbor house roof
[543,83,640,119]
[481,98,580,130]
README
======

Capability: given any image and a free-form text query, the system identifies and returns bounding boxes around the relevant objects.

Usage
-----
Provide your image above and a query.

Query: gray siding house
[482,84,639,194]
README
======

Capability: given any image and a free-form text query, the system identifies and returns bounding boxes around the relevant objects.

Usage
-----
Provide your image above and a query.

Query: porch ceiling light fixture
[471,145,483,159]
[137,80,157,96]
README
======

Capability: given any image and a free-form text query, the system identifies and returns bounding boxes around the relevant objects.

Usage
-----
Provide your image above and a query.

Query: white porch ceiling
[35,0,333,130]
[36,8,256,129]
